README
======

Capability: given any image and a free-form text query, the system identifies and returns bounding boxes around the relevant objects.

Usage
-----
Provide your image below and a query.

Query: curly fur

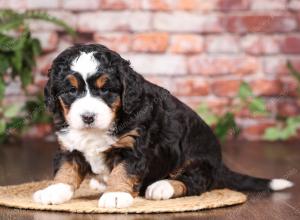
[45,44,293,200]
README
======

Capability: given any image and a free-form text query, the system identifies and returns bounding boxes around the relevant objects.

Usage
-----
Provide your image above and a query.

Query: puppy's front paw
[98,192,133,208]
[145,180,174,200]
[33,183,74,205]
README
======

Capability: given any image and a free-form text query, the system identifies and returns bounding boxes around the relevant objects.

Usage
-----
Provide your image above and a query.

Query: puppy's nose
[81,113,95,125]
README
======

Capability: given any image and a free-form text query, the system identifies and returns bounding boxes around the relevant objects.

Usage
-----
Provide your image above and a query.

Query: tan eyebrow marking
[95,74,109,89]
[67,74,79,89]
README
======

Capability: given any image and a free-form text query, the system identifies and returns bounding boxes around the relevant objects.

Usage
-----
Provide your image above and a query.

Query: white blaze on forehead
[71,52,99,79]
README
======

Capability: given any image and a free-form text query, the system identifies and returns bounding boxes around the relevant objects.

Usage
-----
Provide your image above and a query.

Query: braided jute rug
[0,180,247,214]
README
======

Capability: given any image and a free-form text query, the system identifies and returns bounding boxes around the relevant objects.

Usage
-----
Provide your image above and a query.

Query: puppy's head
[45,44,143,131]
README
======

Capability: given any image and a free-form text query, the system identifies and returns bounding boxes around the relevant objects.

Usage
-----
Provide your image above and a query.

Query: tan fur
[111,129,139,149]
[58,97,69,118]
[168,180,187,198]
[54,160,84,189]
[67,74,79,89]
[95,74,108,89]
[105,163,139,197]
[169,160,193,179]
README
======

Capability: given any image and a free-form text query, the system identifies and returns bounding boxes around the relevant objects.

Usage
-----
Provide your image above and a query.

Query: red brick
[131,32,169,53]
[139,0,217,11]
[188,56,259,75]
[93,33,131,53]
[32,32,58,52]
[276,100,300,117]
[24,124,52,139]
[175,0,217,11]
[225,14,297,33]
[251,0,287,11]
[124,54,187,75]
[206,35,239,53]
[280,77,299,97]
[217,0,249,11]
[100,0,140,10]
[211,79,241,97]
[241,35,280,55]
[62,0,101,10]
[250,79,283,96]
[36,53,58,75]
[169,34,204,54]
[140,0,172,10]
[77,12,151,32]
[242,121,276,140]
[144,76,173,91]
[172,77,210,96]
[281,36,300,54]
[153,12,223,33]
[177,96,230,113]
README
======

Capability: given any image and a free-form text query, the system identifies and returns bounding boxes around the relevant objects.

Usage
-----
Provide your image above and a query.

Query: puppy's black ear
[44,69,56,113]
[119,64,144,114]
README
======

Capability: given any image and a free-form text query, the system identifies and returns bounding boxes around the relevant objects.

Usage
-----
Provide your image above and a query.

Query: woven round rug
[0,180,247,214]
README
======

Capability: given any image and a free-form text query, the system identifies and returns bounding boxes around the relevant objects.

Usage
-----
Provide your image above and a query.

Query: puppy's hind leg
[145,179,187,200]
[145,159,215,200]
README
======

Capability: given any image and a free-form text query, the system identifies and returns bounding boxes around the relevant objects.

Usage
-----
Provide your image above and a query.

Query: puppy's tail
[216,165,294,192]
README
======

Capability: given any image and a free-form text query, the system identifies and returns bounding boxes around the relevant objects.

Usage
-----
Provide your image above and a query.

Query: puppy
[33,44,293,208]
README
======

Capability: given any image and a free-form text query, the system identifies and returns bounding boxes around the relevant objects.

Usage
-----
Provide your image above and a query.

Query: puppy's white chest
[57,129,116,174]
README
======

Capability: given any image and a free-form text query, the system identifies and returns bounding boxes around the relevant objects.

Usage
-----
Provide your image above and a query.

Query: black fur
[46,44,275,197]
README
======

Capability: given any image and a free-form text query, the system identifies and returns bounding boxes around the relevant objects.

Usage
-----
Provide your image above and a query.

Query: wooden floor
[0,140,299,220]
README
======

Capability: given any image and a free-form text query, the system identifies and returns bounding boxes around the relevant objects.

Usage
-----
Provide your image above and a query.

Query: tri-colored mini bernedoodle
[33,44,294,208]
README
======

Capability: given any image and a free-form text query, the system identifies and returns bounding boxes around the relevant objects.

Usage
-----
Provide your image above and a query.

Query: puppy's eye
[69,87,77,94]
[101,88,109,95]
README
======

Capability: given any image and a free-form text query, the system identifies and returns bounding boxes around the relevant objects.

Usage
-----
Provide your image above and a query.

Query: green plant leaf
[263,127,283,141]
[196,103,218,125]
[3,104,22,118]
[7,116,26,131]
[238,82,253,101]
[249,98,267,114]
[0,119,6,135]
[20,67,33,87]
[23,11,76,37]
[0,55,9,73]
[215,113,238,141]
[287,61,300,83]
[0,76,5,100]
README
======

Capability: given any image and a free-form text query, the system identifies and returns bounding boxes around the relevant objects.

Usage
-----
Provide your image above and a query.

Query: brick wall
[2,0,300,140]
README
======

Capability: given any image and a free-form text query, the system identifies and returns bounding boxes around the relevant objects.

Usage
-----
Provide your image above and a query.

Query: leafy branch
[0,9,76,143]
[197,82,268,142]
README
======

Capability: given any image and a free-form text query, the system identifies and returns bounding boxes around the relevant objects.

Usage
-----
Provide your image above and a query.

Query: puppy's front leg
[98,163,139,208]
[33,154,87,205]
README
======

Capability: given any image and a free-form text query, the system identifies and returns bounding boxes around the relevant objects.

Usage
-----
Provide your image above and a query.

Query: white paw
[89,178,107,192]
[33,183,74,205]
[98,192,133,208]
[145,180,174,200]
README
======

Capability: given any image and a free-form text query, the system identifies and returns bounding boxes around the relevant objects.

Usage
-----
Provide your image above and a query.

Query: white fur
[57,128,116,174]
[89,178,107,192]
[33,183,73,205]
[71,52,99,80]
[66,92,113,130]
[269,179,294,191]
[98,192,133,208]
[145,180,174,200]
